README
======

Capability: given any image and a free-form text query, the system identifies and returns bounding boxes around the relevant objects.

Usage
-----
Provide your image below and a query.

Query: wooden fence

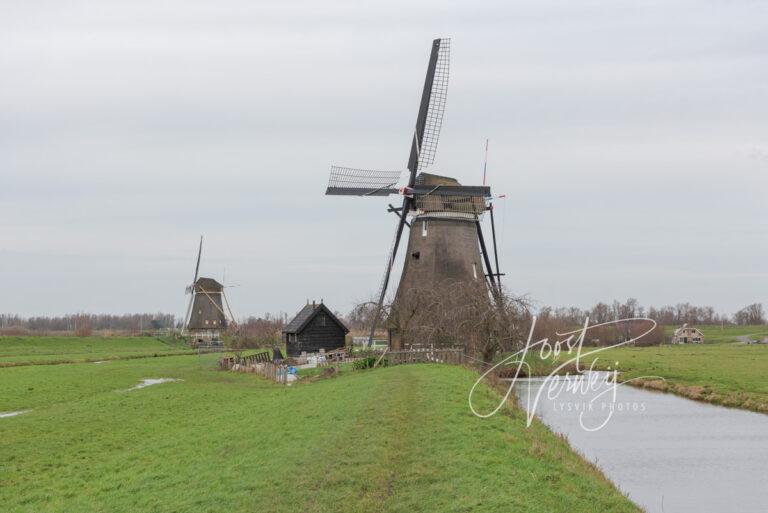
[218,353,288,384]
[197,345,226,354]
[218,348,466,384]
[385,348,464,366]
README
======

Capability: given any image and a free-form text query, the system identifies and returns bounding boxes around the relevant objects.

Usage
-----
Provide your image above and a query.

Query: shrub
[0,326,31,336]
[353,356,387,370]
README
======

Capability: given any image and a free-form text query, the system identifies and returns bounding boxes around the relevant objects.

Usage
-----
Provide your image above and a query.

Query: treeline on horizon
[0,313,178,335]
[534,299,765,327]
[0,312,291,338]
[0,300,764,336]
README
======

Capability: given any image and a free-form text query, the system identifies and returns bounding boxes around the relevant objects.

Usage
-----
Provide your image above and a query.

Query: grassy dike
[0,355,641,513]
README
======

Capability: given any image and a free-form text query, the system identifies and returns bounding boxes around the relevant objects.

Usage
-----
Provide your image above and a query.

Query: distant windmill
[325,38,503,347]
[182,236,236,342]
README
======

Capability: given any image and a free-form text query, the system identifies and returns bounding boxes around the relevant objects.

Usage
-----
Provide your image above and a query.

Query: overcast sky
[1,0,766,319]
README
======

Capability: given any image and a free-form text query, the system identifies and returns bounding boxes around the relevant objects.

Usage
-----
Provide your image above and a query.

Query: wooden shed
[282,301,349,357]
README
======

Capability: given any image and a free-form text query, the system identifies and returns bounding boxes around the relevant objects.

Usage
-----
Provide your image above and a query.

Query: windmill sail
[182,236,203,333]
[365,38,451,345]
[325,166,402,196]
[186,236,203,294]
[407,38,450,182]
[323,38,460,347]
[417,38,450,171]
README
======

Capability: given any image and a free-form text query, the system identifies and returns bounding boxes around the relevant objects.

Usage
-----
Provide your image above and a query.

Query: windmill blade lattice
[418,38,450,171]
[325,166,403,196]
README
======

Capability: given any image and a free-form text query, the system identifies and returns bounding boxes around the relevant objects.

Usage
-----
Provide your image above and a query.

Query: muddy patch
[127,378,183,391]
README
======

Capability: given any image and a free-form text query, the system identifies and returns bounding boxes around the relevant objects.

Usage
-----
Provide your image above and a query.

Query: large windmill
[182,236,236,343]
[325,38,503,348]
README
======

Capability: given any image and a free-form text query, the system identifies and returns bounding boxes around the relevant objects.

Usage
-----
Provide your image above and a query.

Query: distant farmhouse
[282,300,349,357]
[671,324,704,344]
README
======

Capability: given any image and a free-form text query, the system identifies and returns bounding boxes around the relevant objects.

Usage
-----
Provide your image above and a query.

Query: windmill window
[472,262,478,280]
[422,220,428,237]
[319,315,326,327]
[205,320,209,325]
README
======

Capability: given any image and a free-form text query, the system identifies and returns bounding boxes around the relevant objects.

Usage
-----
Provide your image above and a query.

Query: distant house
[671,324,704,344]
[282,300,349,357]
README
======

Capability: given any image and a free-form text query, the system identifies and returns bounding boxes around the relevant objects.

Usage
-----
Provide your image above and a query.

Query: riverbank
[496,340,768,414]
[626,376,768,413]
[581,343,768,414]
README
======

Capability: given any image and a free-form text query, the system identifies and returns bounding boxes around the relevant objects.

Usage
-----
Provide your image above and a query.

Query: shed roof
[283,302,349,334]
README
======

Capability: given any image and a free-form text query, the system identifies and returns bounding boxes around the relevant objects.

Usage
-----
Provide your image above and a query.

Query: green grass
[0,356,640,512]
[0,336,193,366]
[495,324,768,413]
[577,342,768,413]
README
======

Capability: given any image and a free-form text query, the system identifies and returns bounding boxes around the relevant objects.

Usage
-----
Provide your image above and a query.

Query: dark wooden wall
[285,311,346,356]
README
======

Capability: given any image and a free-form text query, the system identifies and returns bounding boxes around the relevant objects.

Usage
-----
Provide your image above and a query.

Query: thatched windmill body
[182,237,236,343]
[325,38,503,348]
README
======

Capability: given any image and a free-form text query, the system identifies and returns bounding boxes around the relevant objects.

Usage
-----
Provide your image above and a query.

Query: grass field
[0,336,193,366]
[497,325,768,413]
[579,342,768,413]
[0,341,640,513]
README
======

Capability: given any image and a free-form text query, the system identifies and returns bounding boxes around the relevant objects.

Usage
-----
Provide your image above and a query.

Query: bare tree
[589,302,611,324]
[229,314,285,354]
[734,303,765,325]
[346,300,383,335]
[387,280,530,363]
[73,313,92,337]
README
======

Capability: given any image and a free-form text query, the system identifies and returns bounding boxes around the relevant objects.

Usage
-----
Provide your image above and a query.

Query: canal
[513,373,768,513]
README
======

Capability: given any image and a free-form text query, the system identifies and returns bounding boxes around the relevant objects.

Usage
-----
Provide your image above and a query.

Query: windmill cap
[194,277,224,291]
